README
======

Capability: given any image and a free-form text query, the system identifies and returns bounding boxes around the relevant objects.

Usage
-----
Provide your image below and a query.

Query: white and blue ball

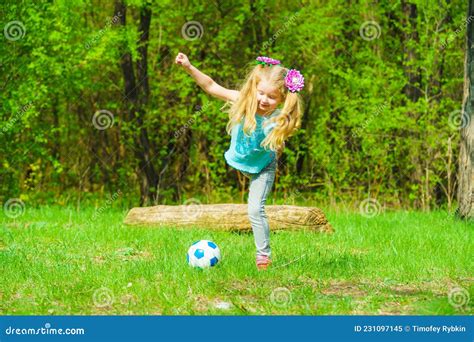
[186,240,221,268]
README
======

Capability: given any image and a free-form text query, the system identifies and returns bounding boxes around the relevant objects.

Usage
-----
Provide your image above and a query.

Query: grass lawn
[0,206,472,315]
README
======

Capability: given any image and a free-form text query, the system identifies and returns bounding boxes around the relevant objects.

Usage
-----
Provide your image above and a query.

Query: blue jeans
[241,158,277,258]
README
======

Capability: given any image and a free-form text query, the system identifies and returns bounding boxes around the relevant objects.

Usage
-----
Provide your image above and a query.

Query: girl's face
[256,80,282,115]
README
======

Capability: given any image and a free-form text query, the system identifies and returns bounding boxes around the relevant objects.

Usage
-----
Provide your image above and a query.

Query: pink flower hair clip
[256,56,281,66]
[284,69,305,93]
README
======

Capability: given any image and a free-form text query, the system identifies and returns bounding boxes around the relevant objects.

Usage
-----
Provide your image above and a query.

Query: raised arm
[175,52,239,102]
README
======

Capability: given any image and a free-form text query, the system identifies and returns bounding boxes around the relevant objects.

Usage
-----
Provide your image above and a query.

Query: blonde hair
[224,63,303,156]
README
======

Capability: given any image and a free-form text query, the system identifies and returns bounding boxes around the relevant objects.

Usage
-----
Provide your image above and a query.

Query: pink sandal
[256,255,272,270]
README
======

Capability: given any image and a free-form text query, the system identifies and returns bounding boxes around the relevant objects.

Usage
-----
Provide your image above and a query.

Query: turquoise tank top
[224,109,281,174]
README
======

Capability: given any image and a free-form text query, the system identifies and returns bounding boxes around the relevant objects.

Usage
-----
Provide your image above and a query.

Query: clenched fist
[175,52,191,69]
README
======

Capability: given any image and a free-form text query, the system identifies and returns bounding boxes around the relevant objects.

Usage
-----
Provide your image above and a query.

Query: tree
[114,0,157,206]
[457,0,474,219]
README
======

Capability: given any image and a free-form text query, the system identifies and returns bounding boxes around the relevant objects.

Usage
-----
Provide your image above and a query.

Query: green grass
[0,206,472,315]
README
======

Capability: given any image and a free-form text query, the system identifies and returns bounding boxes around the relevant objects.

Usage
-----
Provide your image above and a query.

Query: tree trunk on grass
[124,204,334,233]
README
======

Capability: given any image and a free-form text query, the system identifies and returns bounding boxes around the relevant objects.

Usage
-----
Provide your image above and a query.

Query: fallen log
[123,204,334,233]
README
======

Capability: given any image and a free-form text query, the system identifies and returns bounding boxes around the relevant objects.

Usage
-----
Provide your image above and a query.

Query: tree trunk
[115,1,158,206]
[401,0,422,102]
[457,0,474,219]
[401,1,426,209]
[124,204,334,233]
[136,5,159,204]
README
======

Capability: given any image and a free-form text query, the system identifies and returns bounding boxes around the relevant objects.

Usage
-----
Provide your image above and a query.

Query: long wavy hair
[225,63,303,156]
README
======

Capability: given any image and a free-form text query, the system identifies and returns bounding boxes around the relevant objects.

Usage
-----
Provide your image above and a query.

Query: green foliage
[0,0,466,208]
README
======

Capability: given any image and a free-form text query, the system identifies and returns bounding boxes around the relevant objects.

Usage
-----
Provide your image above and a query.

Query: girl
[175,52,304,270]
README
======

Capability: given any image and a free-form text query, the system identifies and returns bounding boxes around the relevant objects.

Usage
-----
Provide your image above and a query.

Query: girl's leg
[247,158,277,258]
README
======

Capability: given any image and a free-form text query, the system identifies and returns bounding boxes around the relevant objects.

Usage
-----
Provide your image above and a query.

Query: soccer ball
[186,240,221,269]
